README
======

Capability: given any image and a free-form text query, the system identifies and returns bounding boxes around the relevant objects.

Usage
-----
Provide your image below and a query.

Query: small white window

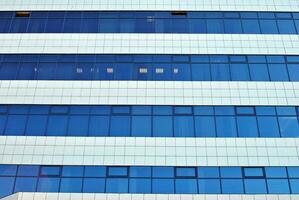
[155,68,164,74]
[139,68,148,74]
[107,67,114,73]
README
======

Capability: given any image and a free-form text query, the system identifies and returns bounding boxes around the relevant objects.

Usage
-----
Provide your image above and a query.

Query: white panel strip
[3,193,299,200]
[0,34,298,55]
[1,136,299,167]
[0,80,298,106]
[0,0,298,12]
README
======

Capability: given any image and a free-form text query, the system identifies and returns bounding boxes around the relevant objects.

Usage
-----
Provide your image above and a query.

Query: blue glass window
[153,116,173,137]
[216,116,237,137]
[106,178,128,193]
[243,167,264,177]
[244,179,267,194]
[17,165,39,176]
[175,179,198,194]
[153,167,174,178]
[152,179,174,194]
[84,166,106,177]
[287,167,299,178]
[194,116,216,137]
[267,179,290,194]
[237,116,259,137]
[68,115,88,136]
[287,64,299,81]
[110,116,130,136]
[129,179,151,193]
[62,166,84,177]
[189,19,207,33]
[25,115,47,136]
[191,64,210,81]
[268,64,289,81]
[260,20,279,33]
[60,178,82,192]
[132,116,151,137]
[83,178,105,192]
[174,107,193,115]
[0,115,6,135]
[221,179,244,194]
[211,64,230,81]
[258,117,280,137]
[198,167,219,178]
[14,177,38,192]
[5,115,26,135]
[224,19,242,33]
[256,106,276,115]
[130,167,151,177]
[290,179,299,194]
[37,177,60,192]
[0,165,17,176]
[89,116,109,136]
[278,117,299,137]
[40,166,60,176]
[46,115,68,136]
[265,167,287,178]
[249,64,270,81]
[174,116,194,137]
[242,19,261,33]
[236,107,255,115]
[0,177,14,198]
[214,106,235,115]
[230,64,250,81]
[207,19,224,33]
[276,107,297,115]
[198,179,221,194]
[108,167,128,177]
[176,167,196,177]
[277,20,296,34]
[220,167,242,178]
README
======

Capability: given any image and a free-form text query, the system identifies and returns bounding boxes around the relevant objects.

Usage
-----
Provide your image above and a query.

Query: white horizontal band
[0,81,298,106]
[3,193,299,200]
[0,34,298,55]
[0,0,298,12]
[1,136,299,167]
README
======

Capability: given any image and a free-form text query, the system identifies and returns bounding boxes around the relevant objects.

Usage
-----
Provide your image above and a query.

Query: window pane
[5,115,26,135]
[224,19,242,33]
[175,179,198,194]
[214,106,234,115]
[287,64,299,81]
[221,179,244,194]
[25,115,47,136]
[46,115,68,136]
[257,116,280,137]
[0,165,17,176]
[237,116,259,137]
[268,64,289,81]
[132,116,151,137]
[108,167,128,177]
[60,178,82,192]
[82,178,105,192]
[242,19,261,33]
[174,106,193,115]
[110,116,130,136]
[278,117,299,137]
[249,64,270,81]
[260,20,279,33]
[220,167,242,178]
[37,177,60,192]
[287,167,299,178]
[174,116,194,137]
[130,167,151,177]
[176,167,196,177]
[153,167,174,178]
[89,116,109,136]
[62,166,84,177]
[244,179,267,194]
[84,166,106,177]
[40,166,60,176]
[198,167,219,178]
[277,20,296,34]
[216,116,237,137]
[68,115,88,136]
[14,177,38,192]
[191,64,210,81]
[207,19,224,33]
[189,19,207,33]
[172,64,191,81]
[211,64,230,81]
[0,177,15,198]
[106,178,128,193]
[17,165,39,177]
[243,167,264,177]
[153,116,173,137]
[230,64,250,81]
[265,167,287,178]
[276,106,297,116]
[194,116,216,137]
[129,178,151,193]
[290,179,299,194]
[236,107,255,115]
[0,115,6,135]
[267,179,290,194]
[152,179,174,194]
[198,179,221,194]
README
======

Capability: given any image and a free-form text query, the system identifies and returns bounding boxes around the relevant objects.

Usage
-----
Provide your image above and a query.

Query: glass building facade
[0,0,298,200]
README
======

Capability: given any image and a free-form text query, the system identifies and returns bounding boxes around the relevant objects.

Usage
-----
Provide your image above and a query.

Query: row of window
[1,105,298,137]
[0,165,298,197]
[1,11,299,34]
[1,61,299,81]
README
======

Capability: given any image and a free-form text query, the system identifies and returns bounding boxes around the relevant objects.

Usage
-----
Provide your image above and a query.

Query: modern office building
[0,0,299,199]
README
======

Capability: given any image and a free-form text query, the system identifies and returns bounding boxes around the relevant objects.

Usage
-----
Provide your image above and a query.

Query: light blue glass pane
[0,177,15,198]
[278,117,299,137]
[237,116,259,137]
[129,179,151,193]
[265,167,287,178]
[175,179,198,194]
[267,179,290,194]
[198,167,219,178]
[220,167,242,178]
[152,179,174,194]
[244,179,267,194]
[221,179,244,194]
[198,179,221,194]
[106,178,128,193]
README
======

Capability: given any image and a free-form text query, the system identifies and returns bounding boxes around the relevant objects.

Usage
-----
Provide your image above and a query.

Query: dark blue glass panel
[63,18,81,32]
[106,178,128,193]
[131,106,151,115]
[14,177,37,192]
[236,107,255,115]
[81,19,98,32]
[153,116,173,137]
[276,106,296,116]
[244,179,267,194]
[18,165,39,176]
[90,106,110,115]
[267,55,285,64]
[62,166,84,177]
[277,20,297,33]
[17,63,37,79]
[230,64,250,81]
[153,167,174,178]
[174,116,194,137]
[287,167,299,178]
[45,18,64,33]
[132,116,151,137]
[46,115,68,136]
[0,115,6,135]
[50,106,69,114]
[278,117,299,137]
[175,179,198,194]
[152,179,174,194]
[9,105,29,114]
[25,115,47,136]
[130,167,151,177]
[0,177,14,198]
[224,19,242,33]
[243,167,264,177]
[198,179,221,194]
[68,115,88,136]
[10,18,29,33]
[40,166,60,176]
[84,166,106,177]
[99,19,119,33]
[221,179,244,194]
[193,106,214,115]
[0,19,11,33]
[249,64,270,81]
[174,106,193,115]
[5,115,26,135]
[37,177,60,192]
[191,64,211,81]
[265,167,287,178]
[211,64,230,80]
[189,19,207,33]
[237,116,259,137]
[194,116,216,137]
[36,63,54,80]
[268,64,289,81]
[119,19,135,33]
[129,179,151,193]
[242,20,261,33]
[176,167,196,177]
[198,167,219,178]
[27,18,46,32]
[290,179,299,194]
[207,19,224,33]
[287,64,299,81]
[214,106,234,115]
[110,116,130,136]
[83,178,105,192]
[267,179,290,194]
[60,178,82,192]
[89,116,109,136]
[153,106,172,115]
[108,167,128,177]
[112,106,130,114]
[0,165,17,176]
[260,20,279,33]
[216,116,237,137]
[220,167,242,178]
[256,107,276,115]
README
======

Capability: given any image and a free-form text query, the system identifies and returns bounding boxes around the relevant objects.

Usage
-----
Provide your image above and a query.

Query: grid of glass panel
[0,165,298,198]
[1,11,299,34]
[1,54,299,81]
[0,105,298,138]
